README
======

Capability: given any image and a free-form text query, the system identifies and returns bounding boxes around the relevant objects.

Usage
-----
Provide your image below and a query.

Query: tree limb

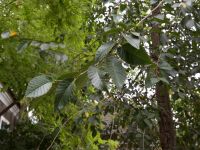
[137,0,164,26]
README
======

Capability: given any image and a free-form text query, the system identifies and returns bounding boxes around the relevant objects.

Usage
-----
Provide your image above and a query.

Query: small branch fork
[137,0,165,26]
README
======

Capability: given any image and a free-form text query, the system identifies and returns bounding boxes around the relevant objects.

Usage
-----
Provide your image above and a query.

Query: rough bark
[151,2,176,150]
[156,83,176,150]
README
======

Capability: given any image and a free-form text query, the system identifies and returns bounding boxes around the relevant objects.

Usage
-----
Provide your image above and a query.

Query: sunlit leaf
[106,57,126,89]
[88,66,103,89]
[25,75,52,98]
[122,33,140,49]
[95,42,115,62]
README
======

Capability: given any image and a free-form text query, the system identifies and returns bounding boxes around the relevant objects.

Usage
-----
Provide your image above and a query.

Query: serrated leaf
[95,42,115,62]
[122,33,140,49]
[117,43,152,65]
[55,79,75,110]
[25,75,52,98]
[88,66,103,89]
[106,57,126,89]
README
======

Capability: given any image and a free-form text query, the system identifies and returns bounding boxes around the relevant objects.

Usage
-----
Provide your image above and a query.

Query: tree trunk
[156,82,176,150]
[151,2,176,150]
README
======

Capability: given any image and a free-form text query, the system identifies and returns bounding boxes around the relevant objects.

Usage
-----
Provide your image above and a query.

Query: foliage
[1,0,200,149]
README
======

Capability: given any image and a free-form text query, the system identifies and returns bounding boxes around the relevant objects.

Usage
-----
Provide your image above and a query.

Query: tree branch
[137,0,164,26]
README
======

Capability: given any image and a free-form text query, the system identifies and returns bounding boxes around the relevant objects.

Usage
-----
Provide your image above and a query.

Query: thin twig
[37,135,46,150]
[142,130,145,150]
[3,0,17,7]
[136,0,164,26]
[46,112,79,150]
[132,69,143,84]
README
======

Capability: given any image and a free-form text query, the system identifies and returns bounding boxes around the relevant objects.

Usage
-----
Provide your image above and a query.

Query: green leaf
[150,78,160,85]
[182,16,195,29]
[105,57,126,89]
[159,61,173,71]
[88,66,103,89]
[75,72,88,89]
[55,79,75,110]
[164,0,173,4]
[103,28,122,36]
[145,77,169,88]
[25,75,53,98]
[17,41,30,52]
[144,119,152,129]
[117,43,152,65]
[122,33,140,49]
[151,0,158,5]
[50,127,60,138]
[160,33,169,45]
[159,77,169,84]
[95,42,115,62]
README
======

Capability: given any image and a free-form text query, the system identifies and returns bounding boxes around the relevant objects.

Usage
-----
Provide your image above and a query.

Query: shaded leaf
[182,16,195,29]
[161,33,169,45]
[159,77,169,84]
[144,119,152,129]
[146,77,169,88]
[25,75,52,98]
[113,14,123,23]
[103,28,122,36]
[154,14,165,20]
[75,72,88,89]
[55,79,75,110]
[159,61,173,71]
[151,0,158,5]
[150,78,160,85]
[117,43,152,65]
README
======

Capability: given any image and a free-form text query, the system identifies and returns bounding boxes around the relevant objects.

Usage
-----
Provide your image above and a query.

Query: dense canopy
[0,0,200,149]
